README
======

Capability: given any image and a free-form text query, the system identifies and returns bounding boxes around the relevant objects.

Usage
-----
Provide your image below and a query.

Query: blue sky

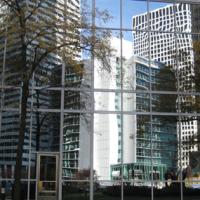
[95,0,171,40]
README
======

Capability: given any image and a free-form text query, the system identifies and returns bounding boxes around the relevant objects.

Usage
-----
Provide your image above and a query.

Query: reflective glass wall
[1,0,200,200]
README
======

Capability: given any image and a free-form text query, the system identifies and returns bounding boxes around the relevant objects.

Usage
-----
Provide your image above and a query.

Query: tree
[155,65,177,111]
[0,1,113,199]
[154,65,178,125]
[187,39,200,149]
[154,40,200,152]
[74,169,98,198]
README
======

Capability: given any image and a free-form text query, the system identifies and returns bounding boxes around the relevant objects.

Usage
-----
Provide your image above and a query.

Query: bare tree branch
[25,0,43,21]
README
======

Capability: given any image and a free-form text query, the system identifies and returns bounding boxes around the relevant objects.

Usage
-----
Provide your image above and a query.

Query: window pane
[63,113,91,180]
[94,181,122,200]
[62,181,90,200]
[32,89,61,110]
[0,111,29,179]
[149,1,175,32]
[30,112,60,152]
[3,88,20,109]
[152,93,177,113]
[95,92,121,112]
[94,31,122,90]
[95,0,120,29]
[94,114,120,181]
[124,0,147,30]
[65,90,92,111]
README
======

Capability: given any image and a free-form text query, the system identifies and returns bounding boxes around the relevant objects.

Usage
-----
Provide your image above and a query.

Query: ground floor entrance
[36,153,59,200]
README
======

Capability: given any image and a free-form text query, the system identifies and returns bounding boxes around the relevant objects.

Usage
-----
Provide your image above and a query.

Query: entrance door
[36,153,59,200]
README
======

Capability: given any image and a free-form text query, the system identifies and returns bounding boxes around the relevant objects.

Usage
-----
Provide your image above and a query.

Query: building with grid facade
[63,62,91,179]
[0,0,81,179]
[111,55,177,182]
[93,37,177,182]
[1,0,200,199]
[132,3,197,169]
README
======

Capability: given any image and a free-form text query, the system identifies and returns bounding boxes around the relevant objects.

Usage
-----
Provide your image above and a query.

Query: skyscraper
[0,0,80,179]
[93,37,177,182]
[111,55,177,183]
[132,3,197,169]
[94,37,133,180]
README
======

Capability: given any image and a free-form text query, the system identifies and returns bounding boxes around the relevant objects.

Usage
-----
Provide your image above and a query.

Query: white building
[94,37,135,180]
[93,38,177,181]
[132,3,197,168]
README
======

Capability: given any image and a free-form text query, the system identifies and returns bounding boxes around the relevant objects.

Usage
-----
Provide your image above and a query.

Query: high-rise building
[191,5,200,155]
[111,55,177,182]
[63,62,91,179]
[0,0,81,178]
[132,3,197,169]
[93,37,177,182]
[93,37,133,180]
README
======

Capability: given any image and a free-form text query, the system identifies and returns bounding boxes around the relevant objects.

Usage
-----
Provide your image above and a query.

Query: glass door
[36,153,59,200]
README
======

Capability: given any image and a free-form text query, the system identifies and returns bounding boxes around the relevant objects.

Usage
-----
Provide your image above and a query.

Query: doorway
[36,153,59,200]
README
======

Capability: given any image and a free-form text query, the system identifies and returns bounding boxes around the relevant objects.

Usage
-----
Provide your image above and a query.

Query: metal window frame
[0,0,200,200]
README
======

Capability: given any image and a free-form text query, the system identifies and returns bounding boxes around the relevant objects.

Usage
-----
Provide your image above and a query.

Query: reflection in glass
[38,155,58,198]
[153,93,177,113]
[65,61,90,89]
[1,0,200,200]
[111,115,177,184]
[132,4,194,92]
[31,112,60,152]
[180,118,198,169]
[62,181,90,200]
[28,112,60,181]
[149,1,175,31]
[40,156,56,181]
[94,113,177,187]
[63,114,91,179]
[0,111,29,179]
[95,0,120,28]
[2,88,20,109]
[94,181,122,200]
[32,89,61,109]
[65,90,92,111]
[176,34,194,93]
[95,92,121,112]
[94,35,132,90]
[34,62,62,88]
[124,0,147,30]
[124,56,166,91]
[0,180,29,199]
[94,114,120,181]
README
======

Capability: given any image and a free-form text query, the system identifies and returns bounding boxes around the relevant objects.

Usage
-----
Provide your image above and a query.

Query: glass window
[1,0,200,199]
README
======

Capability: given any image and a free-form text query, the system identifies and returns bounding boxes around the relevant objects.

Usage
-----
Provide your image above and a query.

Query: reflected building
[94,37,133,180]
[191,5,200,35]
[191,5,200,154]
[94,37,177,182]
[0,0,80,179]
[132,3,197,169]
[111,56,177,182]
[63,62,91,179]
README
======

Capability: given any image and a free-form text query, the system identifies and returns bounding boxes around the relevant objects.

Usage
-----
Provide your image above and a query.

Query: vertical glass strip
[174,1,183,200]
[147,1,154,200]
[90,0,96,200]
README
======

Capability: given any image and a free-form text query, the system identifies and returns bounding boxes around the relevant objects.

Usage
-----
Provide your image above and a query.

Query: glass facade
[0,0,200,200]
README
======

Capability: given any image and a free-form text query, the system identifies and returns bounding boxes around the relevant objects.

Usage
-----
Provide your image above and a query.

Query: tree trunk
[36,90,48,151]
[36,90,40,151]
[13,81,29,200]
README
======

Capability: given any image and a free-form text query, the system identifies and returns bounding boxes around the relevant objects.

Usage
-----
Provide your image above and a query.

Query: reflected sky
[96,0,170,41]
